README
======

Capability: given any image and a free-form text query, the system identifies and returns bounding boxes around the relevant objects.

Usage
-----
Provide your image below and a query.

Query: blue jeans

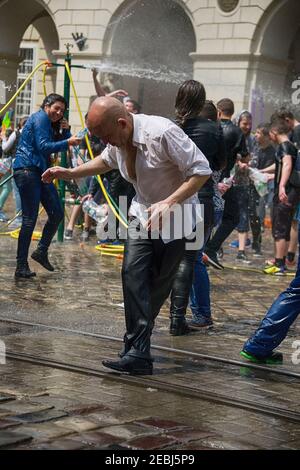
[12,177,22,215]
[188,195,214,322]
[189,250,211,320]
[243,230,300,358]
[14,168,63,263]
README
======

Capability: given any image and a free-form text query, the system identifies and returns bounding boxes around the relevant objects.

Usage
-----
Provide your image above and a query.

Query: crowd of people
[1,69,300,374]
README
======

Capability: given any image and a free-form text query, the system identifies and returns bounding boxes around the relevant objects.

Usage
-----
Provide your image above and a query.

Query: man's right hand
[42,166,72,183]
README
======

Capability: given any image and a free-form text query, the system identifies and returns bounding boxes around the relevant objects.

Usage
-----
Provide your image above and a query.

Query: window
[15,47,36,125]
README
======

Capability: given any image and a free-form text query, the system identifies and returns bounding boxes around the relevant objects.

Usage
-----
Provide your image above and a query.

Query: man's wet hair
[271,108,294,122]
[256,122,271,136]
[269,118,290,135]
[175,80,206,127]
[200,100,218,122]
[217,98,234,117]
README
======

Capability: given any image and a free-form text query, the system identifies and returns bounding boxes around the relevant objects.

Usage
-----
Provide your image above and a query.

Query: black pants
[205,186,240,253]
[170,195,214,321]
[122,219,186,359]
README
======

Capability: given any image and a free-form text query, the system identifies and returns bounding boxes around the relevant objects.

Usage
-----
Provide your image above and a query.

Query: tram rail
[4,349,300,425]
[0,317,299,380]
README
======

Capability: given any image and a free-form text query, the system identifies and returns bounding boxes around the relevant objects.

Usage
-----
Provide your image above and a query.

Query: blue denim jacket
[13,109,71,172]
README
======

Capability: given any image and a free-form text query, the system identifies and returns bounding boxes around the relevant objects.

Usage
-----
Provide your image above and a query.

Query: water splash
[84,60,190,85]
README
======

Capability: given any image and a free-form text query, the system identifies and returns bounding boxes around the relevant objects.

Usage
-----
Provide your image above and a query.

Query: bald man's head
[87,97,133,147]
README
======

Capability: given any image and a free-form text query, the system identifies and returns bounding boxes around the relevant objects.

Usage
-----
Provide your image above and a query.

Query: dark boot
[31,248,54,272]
[102,355,153,375]
[169,318,192,336]
[15,261,36,279]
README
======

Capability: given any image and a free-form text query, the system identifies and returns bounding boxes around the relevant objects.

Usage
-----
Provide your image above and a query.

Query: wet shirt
[13,109,71,172]
[274,140,298,196]
[256,145,276,170]
[101,113,212,241]
[182,117,226,197]
[220,119,248,178]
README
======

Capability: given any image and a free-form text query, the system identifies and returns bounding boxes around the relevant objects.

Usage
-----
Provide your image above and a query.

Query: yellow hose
[0,61,49,116]
[42,63,48,97]
[64,61,128,229]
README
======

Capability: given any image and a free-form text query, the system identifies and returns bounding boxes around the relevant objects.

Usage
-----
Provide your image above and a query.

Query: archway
[102,0,196,117]
[248,0,300,122]
[0,0,59,111]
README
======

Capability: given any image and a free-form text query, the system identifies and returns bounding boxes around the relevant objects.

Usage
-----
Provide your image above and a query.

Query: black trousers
[205,186,240,253]
[170,195,214,321]
[121,220,186,359]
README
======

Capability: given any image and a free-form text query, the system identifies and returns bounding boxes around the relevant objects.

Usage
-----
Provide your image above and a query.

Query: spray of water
[84,60,190,85]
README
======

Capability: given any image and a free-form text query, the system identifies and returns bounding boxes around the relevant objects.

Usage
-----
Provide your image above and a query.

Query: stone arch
[100,0,196,117]
[247,0,300,121]
[0,0,59,105]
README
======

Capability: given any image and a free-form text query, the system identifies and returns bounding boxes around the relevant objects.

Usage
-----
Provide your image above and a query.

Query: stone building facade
[0,0,299,130]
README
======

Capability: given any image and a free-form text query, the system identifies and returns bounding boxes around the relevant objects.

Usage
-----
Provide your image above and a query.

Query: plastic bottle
[82,200,108,223]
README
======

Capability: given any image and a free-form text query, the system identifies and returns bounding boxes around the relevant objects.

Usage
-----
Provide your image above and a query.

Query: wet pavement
[0,204,300,450]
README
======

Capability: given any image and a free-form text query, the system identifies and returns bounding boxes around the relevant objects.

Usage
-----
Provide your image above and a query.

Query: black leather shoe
[15,262,36,279]
[31,249,54,272]
[102,355,153,375]
[169,319,192,336]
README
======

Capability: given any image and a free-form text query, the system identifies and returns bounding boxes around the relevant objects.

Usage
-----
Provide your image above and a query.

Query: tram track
[0,316,299,380]
[4,349,300,425]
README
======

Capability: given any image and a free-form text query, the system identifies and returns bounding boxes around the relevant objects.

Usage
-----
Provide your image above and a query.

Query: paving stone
[0,419,21,429]
[0,402,54,414]
[9,409,68,423]
[53,416,101,433]
[70,431,122,447]
[19,423,74,441]
[99,424,157,440]
[65,403,109,415]
[24,439,87,450]
[124,435,177,450]
[0,431,32,448]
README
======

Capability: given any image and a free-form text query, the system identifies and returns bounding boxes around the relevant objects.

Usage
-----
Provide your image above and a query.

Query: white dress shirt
[101,113,212,241]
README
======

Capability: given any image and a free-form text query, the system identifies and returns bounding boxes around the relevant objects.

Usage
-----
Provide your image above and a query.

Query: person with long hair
[13,93,82,278]
[169,81,226,334]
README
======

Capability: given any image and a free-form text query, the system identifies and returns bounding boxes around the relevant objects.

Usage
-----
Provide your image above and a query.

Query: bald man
[43,97,211,375]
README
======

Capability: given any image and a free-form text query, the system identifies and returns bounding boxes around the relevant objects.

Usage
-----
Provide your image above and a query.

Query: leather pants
[170,196,214,323]
[121,219,186,360]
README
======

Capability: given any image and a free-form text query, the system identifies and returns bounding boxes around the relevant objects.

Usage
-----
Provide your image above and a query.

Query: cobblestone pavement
[0,204,300,450]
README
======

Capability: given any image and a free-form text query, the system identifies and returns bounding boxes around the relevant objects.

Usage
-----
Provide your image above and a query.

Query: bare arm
[261,163,275,173]
[42,155,112,183]
[279,155,293,204]
[146,174,209,230]
[166,175,209,206]
[92,69,106,97]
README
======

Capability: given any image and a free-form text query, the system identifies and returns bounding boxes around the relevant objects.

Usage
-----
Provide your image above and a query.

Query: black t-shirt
[182,117,226,195]
[275,140,298,195]
[256,145,276,170]
[219,119,248,178]
[291,124,300,150]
